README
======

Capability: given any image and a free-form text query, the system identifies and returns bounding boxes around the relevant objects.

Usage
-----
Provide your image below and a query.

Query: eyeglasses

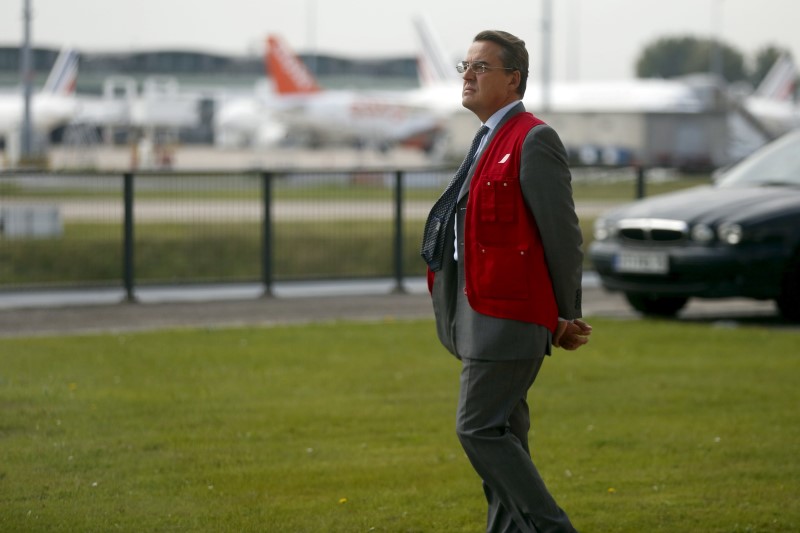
[456,61,516,74]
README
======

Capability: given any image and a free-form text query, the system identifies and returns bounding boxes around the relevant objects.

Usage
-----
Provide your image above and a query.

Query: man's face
[461,40,520,122]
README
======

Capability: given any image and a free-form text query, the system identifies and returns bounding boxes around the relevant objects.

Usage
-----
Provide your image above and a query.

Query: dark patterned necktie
[421,125,489,271]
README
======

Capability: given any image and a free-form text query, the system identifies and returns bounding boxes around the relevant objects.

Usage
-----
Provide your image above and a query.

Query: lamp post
[20,0,34,159]
[541,0,552,113]
[307,0,317,76]
[711,0,725,80]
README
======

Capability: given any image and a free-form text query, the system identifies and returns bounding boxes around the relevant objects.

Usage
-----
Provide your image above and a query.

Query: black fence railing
[0,168,453,299]
[0,165,660,302]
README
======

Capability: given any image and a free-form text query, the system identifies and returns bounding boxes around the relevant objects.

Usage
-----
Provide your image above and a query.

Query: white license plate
[614,251,669,274]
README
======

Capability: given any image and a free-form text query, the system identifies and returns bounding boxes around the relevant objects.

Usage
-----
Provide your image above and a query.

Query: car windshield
[717,130,800,188]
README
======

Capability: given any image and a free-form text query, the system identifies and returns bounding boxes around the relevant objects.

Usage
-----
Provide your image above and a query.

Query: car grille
[617,218,688,243]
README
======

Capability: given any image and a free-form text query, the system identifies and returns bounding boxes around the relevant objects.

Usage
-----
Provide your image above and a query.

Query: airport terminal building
[0,45,418,94]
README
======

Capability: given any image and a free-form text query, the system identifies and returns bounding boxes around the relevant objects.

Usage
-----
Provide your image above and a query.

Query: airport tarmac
[48,144,436,172]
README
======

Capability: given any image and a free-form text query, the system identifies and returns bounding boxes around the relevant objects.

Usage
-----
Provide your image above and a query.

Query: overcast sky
[1,0,798,81]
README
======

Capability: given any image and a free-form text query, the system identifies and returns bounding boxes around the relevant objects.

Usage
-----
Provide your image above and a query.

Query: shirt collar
[483,100,522,132]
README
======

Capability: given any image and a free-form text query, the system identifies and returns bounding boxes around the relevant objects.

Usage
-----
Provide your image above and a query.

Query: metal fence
[0,168,454,299]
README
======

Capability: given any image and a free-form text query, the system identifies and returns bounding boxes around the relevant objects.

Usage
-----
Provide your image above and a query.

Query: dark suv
[589,130,800,321]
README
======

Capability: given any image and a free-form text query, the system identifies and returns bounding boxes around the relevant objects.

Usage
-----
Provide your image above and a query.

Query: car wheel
[624,293,689,317]
[776,253,800,322]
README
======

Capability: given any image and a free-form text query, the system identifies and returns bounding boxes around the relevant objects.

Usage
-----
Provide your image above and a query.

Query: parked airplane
[215,34,442,151]
[0,47,79,146]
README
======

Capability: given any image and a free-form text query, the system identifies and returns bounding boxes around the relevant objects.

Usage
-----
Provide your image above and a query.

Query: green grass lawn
[1,318,798,532]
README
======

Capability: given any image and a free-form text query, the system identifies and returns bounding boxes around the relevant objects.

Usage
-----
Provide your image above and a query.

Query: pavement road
[0,198,621,222]
[0,282,787,339]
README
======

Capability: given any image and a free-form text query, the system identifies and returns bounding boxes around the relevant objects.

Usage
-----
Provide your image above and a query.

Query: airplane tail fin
[42,47,79,96]
[755,53,797,101]
[412,15,459,87]
[266,34,321,95]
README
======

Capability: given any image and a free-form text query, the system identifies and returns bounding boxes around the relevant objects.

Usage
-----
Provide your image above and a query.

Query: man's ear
[509,70,521,94]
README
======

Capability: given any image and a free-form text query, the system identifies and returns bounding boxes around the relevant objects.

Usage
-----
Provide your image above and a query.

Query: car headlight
[718,223,743,245]
[690,223,714,243]
[593,218,616,241]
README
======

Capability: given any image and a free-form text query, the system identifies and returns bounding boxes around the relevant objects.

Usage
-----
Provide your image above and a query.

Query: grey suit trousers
[456,357,577,533]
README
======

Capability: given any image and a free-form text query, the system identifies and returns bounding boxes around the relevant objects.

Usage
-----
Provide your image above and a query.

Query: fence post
[635,165,646,199]
[391,170,406,294]
[122,172,136,303]
[261,171,274,297]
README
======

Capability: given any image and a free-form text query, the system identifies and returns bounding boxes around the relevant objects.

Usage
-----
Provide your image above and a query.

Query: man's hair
[473,30,529,97]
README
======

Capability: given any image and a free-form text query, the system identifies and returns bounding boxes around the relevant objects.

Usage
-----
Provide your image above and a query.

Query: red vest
[463,112,559,332]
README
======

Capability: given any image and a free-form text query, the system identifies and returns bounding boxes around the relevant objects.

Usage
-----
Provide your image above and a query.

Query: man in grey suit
[421,30,592,533]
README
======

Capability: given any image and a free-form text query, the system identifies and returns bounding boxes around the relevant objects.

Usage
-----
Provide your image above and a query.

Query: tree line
[636,36,796,92]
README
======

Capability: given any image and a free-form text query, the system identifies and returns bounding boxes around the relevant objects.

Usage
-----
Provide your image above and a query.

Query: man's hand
[553,318,592,350]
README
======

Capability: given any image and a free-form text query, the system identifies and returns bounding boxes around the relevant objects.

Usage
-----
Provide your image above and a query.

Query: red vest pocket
[475,243,530,300]
[495,180,517,223]
[478,179,497,222]
[478,177,518,224]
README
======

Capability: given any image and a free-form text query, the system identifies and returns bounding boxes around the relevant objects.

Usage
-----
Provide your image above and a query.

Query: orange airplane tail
[266,35,322,95]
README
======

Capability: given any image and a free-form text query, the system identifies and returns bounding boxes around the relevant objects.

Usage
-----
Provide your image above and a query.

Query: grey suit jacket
[430,102,583,361]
